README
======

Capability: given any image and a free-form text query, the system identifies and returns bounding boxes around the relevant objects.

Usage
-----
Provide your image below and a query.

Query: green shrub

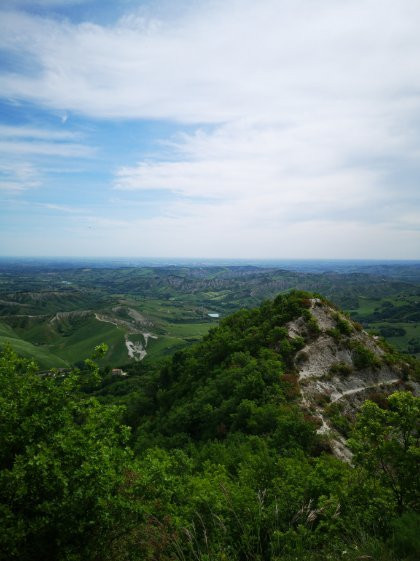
[332,313,353,336]
[389,512,420,559]
[326,328,341,342]
[329,362,353,376]
[306,316,321,337]
[351,343,380,370]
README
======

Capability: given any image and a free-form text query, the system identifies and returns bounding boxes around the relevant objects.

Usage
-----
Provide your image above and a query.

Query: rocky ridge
[288,298,417,461]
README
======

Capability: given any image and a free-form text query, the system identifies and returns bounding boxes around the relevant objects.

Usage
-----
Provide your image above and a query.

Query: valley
[0,260,419,369]
[1,277,419,561]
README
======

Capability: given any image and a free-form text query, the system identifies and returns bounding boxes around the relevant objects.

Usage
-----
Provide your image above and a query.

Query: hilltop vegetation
[0,261,419,368]
[1,291,419,561]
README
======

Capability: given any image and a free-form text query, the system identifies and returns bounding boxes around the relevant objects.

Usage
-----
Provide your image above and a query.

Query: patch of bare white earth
[288,298,406,462]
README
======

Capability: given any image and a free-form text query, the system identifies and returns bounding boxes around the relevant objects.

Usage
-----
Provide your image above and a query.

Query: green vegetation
[349,391,419,513]
[305,312,321,337]
[48,317,127,366]
[325,402,352,437]
[0,346,135,561]
[329,362,353,376]
[1,291,419,561]
[0,320,69,368]
[350,342,381,370]
[333,314,353,336]
[349,292,420,358]
[1,261,420,369]
[326,327,341,342]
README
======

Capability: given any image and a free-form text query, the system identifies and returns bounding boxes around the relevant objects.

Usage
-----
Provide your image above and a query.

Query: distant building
[208,313,220,318]
[111,368,127,376]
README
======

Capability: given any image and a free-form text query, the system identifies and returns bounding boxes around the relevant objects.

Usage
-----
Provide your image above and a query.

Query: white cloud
[25,212,417,260]
[0,125,94,157]
[113,117,399,226]
[0,126,95,195]
[1,1,419,121]
[0,140,95,157]
[38,202,86,213]
[0,125,78,140]
[1,0,419,257]
[0,162,41,191]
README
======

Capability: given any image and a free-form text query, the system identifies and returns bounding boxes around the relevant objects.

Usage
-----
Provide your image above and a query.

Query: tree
[349,391,419,513]
[0,346,135,561]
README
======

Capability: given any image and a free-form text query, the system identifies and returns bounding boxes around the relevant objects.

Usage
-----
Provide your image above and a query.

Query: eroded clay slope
[288,298,415,461]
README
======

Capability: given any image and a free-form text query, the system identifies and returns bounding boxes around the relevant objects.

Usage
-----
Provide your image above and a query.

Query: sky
[0,0,419,259]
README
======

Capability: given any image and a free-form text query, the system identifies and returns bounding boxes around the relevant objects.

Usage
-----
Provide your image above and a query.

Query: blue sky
[0,0,419,258]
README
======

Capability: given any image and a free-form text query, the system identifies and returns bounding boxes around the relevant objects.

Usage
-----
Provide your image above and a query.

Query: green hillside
[48,317,127,365]
[1,263,419,370]
[1,292,418,561]
[1,314,131,368]
[0,320,69,368]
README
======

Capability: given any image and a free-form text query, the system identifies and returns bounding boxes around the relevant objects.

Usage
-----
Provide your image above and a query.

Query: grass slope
[48,317,128,366]
[0,320,69,368]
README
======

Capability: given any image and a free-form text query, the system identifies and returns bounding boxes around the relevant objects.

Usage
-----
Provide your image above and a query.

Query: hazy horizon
[1,256,419,267]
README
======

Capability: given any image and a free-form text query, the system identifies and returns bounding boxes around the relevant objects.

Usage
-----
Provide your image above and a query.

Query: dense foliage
[135,292,311,449]
[0,346,137,561]
[0,291,419,561]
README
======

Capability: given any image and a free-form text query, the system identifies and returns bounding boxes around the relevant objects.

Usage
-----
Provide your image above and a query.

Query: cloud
[0,1,419,121]
[0,125,94,157]
[0,0,419,257]
[31,211,417,260]
[0,125,95,195]
[0,125,78,140]
[0,162,41,191]
[0,140,95,157]
[0,126,94,199]
[37,202,85,213]
[113,117,410,228]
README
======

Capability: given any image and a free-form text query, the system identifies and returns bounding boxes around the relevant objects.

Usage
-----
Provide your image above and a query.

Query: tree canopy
[0,346,135,561]
[0,291,419,561]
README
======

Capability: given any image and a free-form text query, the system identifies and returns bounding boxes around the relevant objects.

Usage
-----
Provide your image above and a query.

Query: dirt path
[94,313,119,328]
[330,378,400,403]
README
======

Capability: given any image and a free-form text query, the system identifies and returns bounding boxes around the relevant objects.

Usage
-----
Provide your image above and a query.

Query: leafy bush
[303,310,321,338]
[349,391,420,513]
[326,327,341,342]
[333,314,353,336]
[389,512,420,559]
[0,346,138,561]
[351,343,380,369]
